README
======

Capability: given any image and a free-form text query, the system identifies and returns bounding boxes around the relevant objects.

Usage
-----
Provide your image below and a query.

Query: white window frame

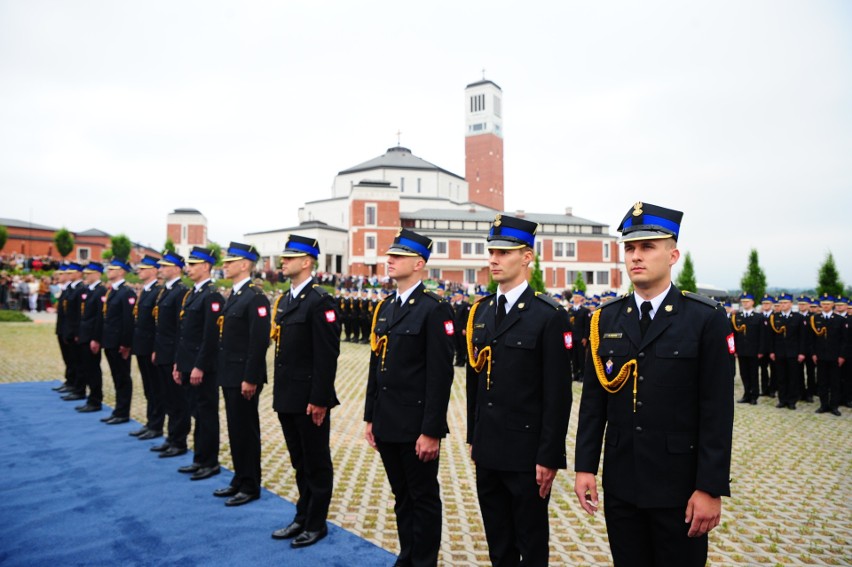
[364,232,377,253]
[365,203,377,227]
[603,241,610,261]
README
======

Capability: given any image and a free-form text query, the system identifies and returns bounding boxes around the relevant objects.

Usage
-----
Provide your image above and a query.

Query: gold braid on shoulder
[731,312,746,334]
[178,290,191,320]
[102,288,111,316]
[152,287,166,324]
[466,299,493,389]
[589,309,640,412]
[769,314,786,337]
[370,298,389,370]
[810,315,827,338]
[270,293,284,354]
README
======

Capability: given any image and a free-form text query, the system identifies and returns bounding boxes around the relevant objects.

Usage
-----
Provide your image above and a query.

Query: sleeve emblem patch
[726,333,736,354]
[325,310,337,323]
[444,320,455,336]
[257,306,268,317]
[128,297,136,305]
[101,296,107,303]
[211,302,221,313]
[563,331,573,350]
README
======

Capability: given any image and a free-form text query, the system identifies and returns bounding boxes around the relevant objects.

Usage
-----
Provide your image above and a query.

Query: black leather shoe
[775,402,785,409]
[190,466,221,481]
[53,384,70,392]
[159,446,188,458]
[830,409,842,416]
[100,415,116,422]
[139,430,163,440]
[749,400,757,405]
[804,396,814,403]
[150,442,171,452]
[76,404,102,413]
[290,526,328,548]
[788,403,796,410]
[736,397,750,403]
[129,427,149,437]
[225,492,260,507]
[815,407,829,414]
[62,393,86,401]
[214,486,240,498]
[178,463,201,474]
[106,416,129,424]
[271,522,304,540]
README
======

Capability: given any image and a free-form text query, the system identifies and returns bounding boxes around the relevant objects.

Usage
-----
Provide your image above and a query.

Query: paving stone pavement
[2,315,850,566]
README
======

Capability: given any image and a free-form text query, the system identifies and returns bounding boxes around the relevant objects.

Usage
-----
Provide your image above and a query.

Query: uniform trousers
[604,493,707,567]
[278,412,333,532]
[58,336,76,386]
[157,363,190,449]
[774,357,800,407]
[77,343,103,405]
[104,348,133,418]
[475,466,550,567]
[737,356,759,401]
[759,356,774,395]
[182,371,220,468]
[376,438,442,567]
[816,360,842,410]
[136,354,165,431]
[222,385,263,495]
[571,342,585,380]
[840,361,852,406]
[802,357,817,399]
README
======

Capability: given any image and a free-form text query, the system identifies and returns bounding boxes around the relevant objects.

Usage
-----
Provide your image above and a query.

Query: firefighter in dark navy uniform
[365,228,455,567]
[767,292,806,410]
[574,202,734,567]
[731,292,765,404]
[810,294,847,416]
[270,235,341,548]
[214,242,270,506]
[466,214,573,567]
[172,247,224,478]
[75,262,108,413]
[96,257,136,424]
[130,255,165,439]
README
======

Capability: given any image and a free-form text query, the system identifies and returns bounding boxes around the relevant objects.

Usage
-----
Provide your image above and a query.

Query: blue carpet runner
[0,381,395,566]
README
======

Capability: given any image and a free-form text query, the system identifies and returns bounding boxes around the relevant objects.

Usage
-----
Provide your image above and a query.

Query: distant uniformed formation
[45,202,845,566]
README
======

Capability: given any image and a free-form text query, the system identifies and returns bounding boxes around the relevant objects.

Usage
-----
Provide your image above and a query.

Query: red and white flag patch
[128,297,136,305]
[325,310,337,323]
[563,331,573,350]
[726,333,736,354]
[257,306,268,317]
[211,302,221,313]
[101,296,107,303]
[444,320,455,336]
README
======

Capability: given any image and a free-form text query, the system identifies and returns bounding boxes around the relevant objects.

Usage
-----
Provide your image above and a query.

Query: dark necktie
[496,295,507,327]
[640,301,653,337]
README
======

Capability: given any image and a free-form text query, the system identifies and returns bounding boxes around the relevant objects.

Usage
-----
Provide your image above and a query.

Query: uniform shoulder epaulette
[533,292,562,310]
[475,293,495,305]
[422,289,443,302]
[682,290,720,309]
[311,283,330,297]
[248,284,265,295]
[599,294,628,310]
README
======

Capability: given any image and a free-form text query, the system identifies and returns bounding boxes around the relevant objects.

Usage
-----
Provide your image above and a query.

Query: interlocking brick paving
[2,316,850,566]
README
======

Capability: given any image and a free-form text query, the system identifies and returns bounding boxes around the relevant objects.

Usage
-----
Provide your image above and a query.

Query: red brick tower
[464,79,504,211]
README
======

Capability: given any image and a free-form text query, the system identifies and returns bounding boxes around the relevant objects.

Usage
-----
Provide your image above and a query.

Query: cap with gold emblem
[386,228,432,261]
[107,257,132,272]
[280,235,320,259]
[186,247,217,265]
[158,251,185,268]
[486,214,538,249]
[222,242,260,263]
[617,202,683,243]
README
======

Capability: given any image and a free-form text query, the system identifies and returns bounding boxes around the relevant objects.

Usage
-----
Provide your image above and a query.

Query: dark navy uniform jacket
[153,281,188,366]
[365,282,455,443]
[272,279,340,414]
[98,282,136,350]
[217,283,270,388]
[466,285,573,472]
[808,313,848,362]
[77,283,106,344]
[731,310,766,357]
[176,280,224,374]
[132,282,159,357]
[575,286,734,509]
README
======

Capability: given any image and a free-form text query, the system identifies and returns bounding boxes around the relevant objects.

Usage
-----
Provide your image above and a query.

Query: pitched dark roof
[76,228,111,237]
[465,79,502,91]
[0,218,57,232]
[244,220,347,236]
[172,208,202,214]
[400,209,608,228]
[338,147,465,181]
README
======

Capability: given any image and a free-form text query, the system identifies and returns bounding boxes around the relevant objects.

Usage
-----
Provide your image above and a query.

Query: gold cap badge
[494,214,502,227]
[632,202,643,216]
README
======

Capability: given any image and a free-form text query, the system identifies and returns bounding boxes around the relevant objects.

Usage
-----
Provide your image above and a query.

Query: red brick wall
[187,224,205,245]
[465,133,504,211]
[577,240,602,262]
[167,224,181,243]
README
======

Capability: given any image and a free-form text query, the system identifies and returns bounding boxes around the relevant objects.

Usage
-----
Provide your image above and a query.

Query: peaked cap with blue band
[777,292,793,302]
[280,235,320,259]
[819,293,836,303]
[107,257,132,272]
[66,262,83,272]
[138,255,160,270]
[386,228,432,261]
[486,214,538,249]
[617,201,683,243]
[158,251,185,268]
[740,292,754,301]
[186,246,217,265]
[222,242,259,263]
[83,262,104,274]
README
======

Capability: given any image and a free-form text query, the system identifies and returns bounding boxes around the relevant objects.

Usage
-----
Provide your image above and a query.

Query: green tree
[101,248,114,261]
[816,252,844,297]
[53,228,75,258]
[529,253,546,293]
[487,274,498,293]
[740,249,767,300]
[164,237,176,253]
[0,225,7,252]
[110,234,132,260]
[676,252,698,293]
[572,271,587,293]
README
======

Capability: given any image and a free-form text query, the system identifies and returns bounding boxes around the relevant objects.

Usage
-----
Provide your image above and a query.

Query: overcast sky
[1,0,850,289]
